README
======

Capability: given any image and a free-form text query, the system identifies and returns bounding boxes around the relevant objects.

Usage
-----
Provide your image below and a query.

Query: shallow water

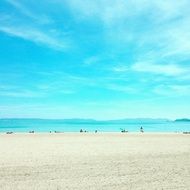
[0,119,190,132]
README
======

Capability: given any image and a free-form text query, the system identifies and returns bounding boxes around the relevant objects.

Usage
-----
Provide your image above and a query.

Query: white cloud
[132,62,188,76]
[65,0,143,25]
[154,84,190,96]
[0,26,67,50]
[106,84,138,94]
[65,0,190,59]
[0,1,70,50]
[112,65,129,72]
[0,90,44,98]
[84,56,100,65]
[65,0,189,25]
[6,0,52,24]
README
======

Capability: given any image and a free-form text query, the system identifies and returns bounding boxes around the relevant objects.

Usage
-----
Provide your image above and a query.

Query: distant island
[175,118,190,122]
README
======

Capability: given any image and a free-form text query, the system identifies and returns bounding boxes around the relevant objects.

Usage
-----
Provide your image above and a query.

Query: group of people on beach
[80,129,98,133]
[121,127,144,133]
[79,127,144,133]
[5,127,144,134]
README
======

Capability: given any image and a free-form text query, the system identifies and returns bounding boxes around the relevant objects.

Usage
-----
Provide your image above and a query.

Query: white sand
[0,133,190,190]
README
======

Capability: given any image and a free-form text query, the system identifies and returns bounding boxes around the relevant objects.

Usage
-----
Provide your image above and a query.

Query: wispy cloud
[6,0,52,24]
[65,0,190,59]
[0,25,67,50]
[65,0,189,26]
[83,56,100,65]
[65,0,147,25]
[153,84,190,96]
[0,90,44,98]
[112,65,129,72]
[131,62,188,76]
[0,0,70,51]
[106,84,138,94]
[36,83,76,95]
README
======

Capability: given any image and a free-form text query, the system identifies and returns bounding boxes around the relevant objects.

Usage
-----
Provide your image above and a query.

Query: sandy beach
[0,133,189,190]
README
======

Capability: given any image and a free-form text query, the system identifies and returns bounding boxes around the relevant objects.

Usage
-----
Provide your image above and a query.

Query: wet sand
[0,133,190,190]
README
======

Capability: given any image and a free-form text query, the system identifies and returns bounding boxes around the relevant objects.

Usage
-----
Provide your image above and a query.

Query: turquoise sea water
[0,119,190,132]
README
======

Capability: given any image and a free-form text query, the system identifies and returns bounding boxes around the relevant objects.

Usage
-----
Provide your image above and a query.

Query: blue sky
[0,0,190,119]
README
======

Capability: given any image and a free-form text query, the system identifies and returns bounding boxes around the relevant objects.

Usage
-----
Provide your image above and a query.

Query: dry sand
[0,133,190,190]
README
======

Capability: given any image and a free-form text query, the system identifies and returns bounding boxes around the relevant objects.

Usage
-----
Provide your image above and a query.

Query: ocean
[0,119,190,132]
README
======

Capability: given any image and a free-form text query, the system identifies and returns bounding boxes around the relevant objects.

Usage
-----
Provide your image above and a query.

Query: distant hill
[103,118,170,124]
[175,118,190,122]
[0,118,171,124]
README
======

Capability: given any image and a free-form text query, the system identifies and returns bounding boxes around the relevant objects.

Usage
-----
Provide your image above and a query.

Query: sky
[0,0,190,119]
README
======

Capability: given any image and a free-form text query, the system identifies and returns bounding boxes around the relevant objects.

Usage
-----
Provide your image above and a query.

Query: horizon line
[0,117,189,121]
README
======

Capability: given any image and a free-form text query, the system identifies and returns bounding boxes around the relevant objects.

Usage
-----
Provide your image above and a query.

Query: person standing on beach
[140,127,144,133]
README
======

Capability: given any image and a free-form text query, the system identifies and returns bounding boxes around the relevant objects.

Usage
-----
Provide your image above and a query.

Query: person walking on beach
[140,126,144,133]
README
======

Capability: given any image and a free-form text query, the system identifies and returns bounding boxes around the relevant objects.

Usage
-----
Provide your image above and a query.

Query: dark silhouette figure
[120,128,128,133]
[6,132,13,134]
[140,127,144,133]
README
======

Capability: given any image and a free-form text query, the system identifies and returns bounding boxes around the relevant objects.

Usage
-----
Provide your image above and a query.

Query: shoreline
[0,131,187,135]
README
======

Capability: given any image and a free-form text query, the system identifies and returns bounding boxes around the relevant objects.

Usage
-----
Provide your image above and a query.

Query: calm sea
[0,119,190,132]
